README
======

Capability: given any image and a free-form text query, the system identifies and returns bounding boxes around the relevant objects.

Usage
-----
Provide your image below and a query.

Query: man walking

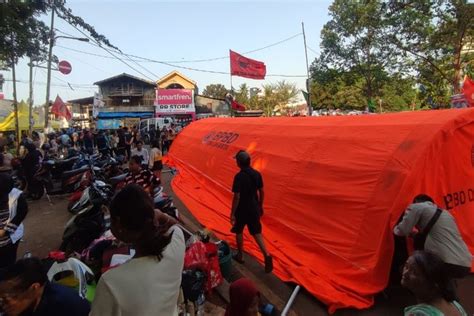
[231,150,273,273]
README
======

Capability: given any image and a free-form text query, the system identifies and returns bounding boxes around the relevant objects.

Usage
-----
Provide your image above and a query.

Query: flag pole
[302,22,312,116]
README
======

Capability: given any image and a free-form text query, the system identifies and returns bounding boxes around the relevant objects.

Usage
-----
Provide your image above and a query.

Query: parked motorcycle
[60,181,114,254]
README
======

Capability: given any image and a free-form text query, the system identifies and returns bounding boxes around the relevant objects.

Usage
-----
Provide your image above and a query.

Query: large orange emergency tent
[166,109,474,312]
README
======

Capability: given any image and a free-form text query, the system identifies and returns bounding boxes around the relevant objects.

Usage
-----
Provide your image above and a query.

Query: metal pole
[28,57,34,135]
[281,285,301,316]
[44,5,55,129]
[301,22,312,116]
[11,58,20,154]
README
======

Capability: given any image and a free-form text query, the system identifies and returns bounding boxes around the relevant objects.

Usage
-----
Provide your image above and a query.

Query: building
[94,73,156,129]
[155,71,198,123]
[68,96,93,128]
[195,95,230,117]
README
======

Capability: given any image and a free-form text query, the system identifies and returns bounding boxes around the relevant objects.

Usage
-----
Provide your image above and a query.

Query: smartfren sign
[155,89,195,114]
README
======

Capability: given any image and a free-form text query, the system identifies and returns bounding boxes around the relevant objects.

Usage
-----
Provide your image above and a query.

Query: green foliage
[0,1,49,66]
[202,84,229,99]
[232,81,299,116]
[311,0,474,111]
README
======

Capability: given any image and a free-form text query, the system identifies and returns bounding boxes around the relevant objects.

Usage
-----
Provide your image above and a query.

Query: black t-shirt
[232,167,263,216]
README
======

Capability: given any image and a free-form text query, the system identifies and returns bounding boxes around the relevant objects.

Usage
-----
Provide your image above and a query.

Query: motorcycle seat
[54,156,79,166]
[62,165,89,179]
[109,173,127,185]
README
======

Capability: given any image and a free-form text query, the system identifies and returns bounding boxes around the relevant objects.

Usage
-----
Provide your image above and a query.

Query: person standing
[131,140,149,168]
[124,127,132,160]
[231,150,273,273]
[149,140,163,181]
[394,194,472,280]
[95,130,110,156]
[161,126,169,153]
[167,123,177,149]
[83,129,95,155]
[90,185,185,316]
[0,174,28,268]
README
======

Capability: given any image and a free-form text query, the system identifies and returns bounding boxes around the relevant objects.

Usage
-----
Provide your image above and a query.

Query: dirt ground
[18,171,474,316]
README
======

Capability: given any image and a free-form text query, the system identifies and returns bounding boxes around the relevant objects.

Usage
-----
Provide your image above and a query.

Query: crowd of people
[0,128,471,315]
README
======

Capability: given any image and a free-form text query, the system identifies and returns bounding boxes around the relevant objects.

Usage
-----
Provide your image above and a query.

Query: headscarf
[225,278,259,316]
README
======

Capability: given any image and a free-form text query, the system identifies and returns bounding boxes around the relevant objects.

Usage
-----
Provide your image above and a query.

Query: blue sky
[2,0,332,104]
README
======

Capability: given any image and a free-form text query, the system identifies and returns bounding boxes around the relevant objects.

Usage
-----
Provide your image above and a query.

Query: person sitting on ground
[0,257,90,316]
[394,194,472,280]
[149,139,163,181]
[90,184,185,316]
[231,150,273,273]
[402,251,468,316]
[124,155,159,195]
[131,140,149,168]
[0,174,28,269]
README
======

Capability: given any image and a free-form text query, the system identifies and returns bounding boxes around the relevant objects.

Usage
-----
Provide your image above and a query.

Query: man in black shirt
[231,150,273,273]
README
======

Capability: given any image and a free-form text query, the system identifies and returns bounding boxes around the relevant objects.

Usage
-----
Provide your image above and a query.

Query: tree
[256,81,299,116]
[318,0,396,108]
[386,0,474,95]
[234,83,250,105]
[0,1,50,149]
[202,84,229,99]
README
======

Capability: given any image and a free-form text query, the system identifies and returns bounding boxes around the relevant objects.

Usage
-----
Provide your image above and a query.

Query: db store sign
[155,89,195,114]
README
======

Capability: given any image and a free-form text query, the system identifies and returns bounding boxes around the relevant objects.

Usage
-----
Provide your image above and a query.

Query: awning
[97,111,154,119]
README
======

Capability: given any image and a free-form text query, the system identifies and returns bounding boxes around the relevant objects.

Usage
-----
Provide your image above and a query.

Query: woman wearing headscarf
[225,278,261,316]
[21,142,42,191]
[0,173,28,268]
[402,251,468,316]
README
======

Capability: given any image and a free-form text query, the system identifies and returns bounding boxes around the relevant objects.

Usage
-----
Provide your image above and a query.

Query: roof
[157,70,197,86]
[166,109,474,312]
[67,96,94,105]
[94,73,156,87]
[195,94,225,102]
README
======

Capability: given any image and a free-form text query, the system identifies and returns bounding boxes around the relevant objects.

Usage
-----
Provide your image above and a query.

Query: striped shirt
[124,169,159,192]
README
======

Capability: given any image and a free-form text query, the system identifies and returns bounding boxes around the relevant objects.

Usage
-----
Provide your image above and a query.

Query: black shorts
[231,214,262,235]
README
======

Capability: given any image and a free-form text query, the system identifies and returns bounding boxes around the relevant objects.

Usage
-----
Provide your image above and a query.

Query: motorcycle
[60,181,114,254]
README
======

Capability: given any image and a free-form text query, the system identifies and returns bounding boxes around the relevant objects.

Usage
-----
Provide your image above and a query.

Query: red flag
[231,100,246,111]
[51,95,72,120]
[462,76,474,107]
[230,50,266,80]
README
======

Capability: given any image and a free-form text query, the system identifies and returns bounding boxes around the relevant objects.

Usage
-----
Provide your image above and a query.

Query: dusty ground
[18,171,474,316]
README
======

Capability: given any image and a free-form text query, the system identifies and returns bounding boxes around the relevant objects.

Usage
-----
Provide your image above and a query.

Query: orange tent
[166,109,474,312]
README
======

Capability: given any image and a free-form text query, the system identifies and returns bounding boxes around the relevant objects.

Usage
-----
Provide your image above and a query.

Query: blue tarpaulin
[97,112,154,119]
[97,119,122,130]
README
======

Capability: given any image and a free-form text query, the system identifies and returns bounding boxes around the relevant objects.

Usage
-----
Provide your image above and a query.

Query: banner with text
[155,89,195,114]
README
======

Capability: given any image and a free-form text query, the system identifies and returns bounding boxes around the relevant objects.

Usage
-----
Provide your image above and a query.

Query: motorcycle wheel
[29,185,44,200]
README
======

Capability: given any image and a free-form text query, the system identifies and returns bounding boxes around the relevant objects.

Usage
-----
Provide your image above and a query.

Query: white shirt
[131,148,150,165]
[394,202,472,267]
[90,226,185,316]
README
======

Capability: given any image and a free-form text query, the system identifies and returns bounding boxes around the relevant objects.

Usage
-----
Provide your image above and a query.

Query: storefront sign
[155,89,195,114]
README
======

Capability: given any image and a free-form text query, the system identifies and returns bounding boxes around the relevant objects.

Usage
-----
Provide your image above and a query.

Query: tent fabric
[97,111,153,119]
[166,109,474,312]
[0,101,60,132]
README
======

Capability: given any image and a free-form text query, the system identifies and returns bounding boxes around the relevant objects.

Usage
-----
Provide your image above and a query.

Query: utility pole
[11,58,20,153]
[302,22,312,116]
[28,57,34,135]
[44,4,55,129]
